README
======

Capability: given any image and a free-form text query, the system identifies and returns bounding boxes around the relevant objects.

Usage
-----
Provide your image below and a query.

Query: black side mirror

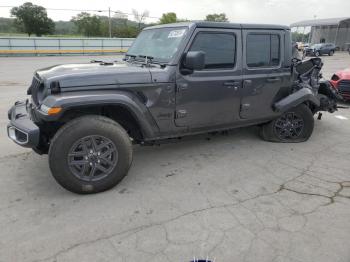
[184,51,205,71]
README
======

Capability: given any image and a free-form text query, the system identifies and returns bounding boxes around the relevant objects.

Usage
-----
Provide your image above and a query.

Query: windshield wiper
[137,55,167,67]
[136,55,153,64]
[123,54,137,61]
[125,54,166,67]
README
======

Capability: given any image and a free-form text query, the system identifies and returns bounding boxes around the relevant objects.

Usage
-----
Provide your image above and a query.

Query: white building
[291,17,350,50]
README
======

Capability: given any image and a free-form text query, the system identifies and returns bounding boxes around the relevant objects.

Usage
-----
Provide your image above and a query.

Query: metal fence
[0,37,135,56]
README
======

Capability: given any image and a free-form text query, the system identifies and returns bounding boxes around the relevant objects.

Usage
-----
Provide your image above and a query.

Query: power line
[0,5,160,19]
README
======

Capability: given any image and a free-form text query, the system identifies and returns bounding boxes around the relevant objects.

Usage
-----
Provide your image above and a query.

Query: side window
[246,34,280,68]
[189,32,236,69]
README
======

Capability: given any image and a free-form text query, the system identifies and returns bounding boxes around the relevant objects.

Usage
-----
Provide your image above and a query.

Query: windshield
[126,27,188,63]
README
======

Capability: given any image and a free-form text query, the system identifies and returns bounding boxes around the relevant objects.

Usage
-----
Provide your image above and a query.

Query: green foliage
[292,32,310,42]
[72,12,103,37]
[0,17,19,33]
[2,7,145,38]
[10,2,55,36]
[114,25,139,38]
[71,13,143,37]
[205,13,229,22]
[159,12,177,24]
[54,21,76,35]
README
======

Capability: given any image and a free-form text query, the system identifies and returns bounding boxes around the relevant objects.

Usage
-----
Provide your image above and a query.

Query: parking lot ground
[0,53,350,262]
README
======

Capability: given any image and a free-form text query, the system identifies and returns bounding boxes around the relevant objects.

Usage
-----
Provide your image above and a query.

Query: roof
[291,17,350,27]
[145,21,290,30]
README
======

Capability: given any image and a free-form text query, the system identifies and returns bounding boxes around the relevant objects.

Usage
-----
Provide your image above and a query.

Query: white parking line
[334,115,349,120]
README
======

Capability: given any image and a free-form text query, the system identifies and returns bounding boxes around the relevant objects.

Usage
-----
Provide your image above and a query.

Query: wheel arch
[273,88,320,113]
[42,92,160,142]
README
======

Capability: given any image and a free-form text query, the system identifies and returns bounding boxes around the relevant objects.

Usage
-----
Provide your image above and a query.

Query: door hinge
[175,109,187,119]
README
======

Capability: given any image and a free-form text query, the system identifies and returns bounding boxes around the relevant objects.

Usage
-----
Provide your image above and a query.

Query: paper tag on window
[168,29,186,38]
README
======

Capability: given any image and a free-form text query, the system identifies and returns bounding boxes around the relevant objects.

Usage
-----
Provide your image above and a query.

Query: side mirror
[184,51,205,71]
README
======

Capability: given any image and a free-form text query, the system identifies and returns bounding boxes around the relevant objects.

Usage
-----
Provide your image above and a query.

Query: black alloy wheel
[68,135,118,182]
[273,112,304,141]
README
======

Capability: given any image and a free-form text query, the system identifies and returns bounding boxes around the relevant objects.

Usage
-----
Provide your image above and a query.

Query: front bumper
[7,101,40,148]
[304,49,316,56]
[337,80,350,100]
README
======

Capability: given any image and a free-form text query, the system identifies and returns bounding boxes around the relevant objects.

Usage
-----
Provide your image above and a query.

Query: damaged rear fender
[273,88,320,113]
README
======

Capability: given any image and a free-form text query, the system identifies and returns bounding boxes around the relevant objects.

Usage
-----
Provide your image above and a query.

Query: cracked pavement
[0,54,350,262]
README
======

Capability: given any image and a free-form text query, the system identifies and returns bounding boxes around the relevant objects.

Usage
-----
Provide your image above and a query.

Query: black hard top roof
[145,21,290,30]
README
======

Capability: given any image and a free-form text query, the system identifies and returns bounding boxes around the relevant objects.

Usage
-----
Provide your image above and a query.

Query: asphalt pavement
[0,53,350,262]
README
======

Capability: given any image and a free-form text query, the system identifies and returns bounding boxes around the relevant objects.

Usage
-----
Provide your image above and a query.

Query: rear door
[320,44,328,55]
[175,28,242,128]
[240,30,290,119]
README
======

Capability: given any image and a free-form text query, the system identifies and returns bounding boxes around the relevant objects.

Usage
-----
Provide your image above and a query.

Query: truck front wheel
[261,104,314,143]
[49,115,132,194]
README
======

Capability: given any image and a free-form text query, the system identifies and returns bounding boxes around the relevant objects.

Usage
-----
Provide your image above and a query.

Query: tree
[10,2,55,36]
[72,12,102,37]
[159,12,177,24]
[132,9,149,29]
[114,26,139,38]
[0,18,20,34]
[205,13,228,22]
[292,32,310,42]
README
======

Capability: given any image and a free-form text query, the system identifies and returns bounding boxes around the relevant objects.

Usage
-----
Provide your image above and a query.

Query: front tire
[315,51,320,57]
[49,115,133,194]
[260,104,314,143]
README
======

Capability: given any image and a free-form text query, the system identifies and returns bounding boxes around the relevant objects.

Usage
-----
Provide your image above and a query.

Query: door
[240,30,290,119]
[320,44,327,55]
[175,28,242,128]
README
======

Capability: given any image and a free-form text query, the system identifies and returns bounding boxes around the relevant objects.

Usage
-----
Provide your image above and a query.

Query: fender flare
[40,90,160,139]
[273,88,320,113]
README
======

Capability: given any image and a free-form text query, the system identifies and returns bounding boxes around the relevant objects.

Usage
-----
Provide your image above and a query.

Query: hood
[336,68,350,79]
[305,46,316,51]
[36,61,152,88]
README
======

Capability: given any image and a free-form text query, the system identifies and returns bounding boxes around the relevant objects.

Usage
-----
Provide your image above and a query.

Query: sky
[1,0,350,25]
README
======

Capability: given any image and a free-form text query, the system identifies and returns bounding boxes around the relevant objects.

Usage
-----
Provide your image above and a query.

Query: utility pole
[108,7,112,38]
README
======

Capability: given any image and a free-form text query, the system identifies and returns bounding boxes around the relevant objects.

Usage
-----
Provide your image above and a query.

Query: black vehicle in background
[7,22,339,194]
[304,43,336,57]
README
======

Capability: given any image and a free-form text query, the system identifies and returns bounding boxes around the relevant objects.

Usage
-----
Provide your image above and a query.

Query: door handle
[223,81,239,86]
[223,81,240,90]
[266,77,280,83]
[177,83,188,92]
[243,80,252,86]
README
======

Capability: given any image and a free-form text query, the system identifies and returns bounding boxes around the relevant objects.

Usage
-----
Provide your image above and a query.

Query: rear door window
[246,34,280,68]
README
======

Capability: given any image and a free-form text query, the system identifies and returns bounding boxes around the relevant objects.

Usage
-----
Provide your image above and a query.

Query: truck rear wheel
[260,104,314,143]
[49,115,132,194]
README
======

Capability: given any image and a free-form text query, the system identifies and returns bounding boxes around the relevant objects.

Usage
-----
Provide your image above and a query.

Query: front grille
[338,80,350,98]
[30,75,42,105]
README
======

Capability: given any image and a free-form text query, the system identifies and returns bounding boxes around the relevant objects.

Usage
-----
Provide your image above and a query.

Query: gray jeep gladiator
[7,22,339,194]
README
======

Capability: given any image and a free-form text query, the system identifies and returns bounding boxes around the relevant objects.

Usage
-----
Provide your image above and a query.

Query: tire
[260,104,314,143]
[329,50,334,56]
[315,51,320,57]
[49,115,133,194]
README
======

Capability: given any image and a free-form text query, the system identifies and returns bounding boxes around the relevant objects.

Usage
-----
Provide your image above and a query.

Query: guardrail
[0,37,135,56]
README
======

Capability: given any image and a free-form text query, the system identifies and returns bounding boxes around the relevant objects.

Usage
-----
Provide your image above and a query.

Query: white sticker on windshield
[168,29,186,38]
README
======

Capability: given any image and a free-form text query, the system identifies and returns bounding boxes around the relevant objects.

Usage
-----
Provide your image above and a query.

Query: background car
[330,68,350,101]
[304,43,336,57]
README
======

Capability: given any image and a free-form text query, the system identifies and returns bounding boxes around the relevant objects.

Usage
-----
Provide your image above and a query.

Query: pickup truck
[7,22,339,194]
